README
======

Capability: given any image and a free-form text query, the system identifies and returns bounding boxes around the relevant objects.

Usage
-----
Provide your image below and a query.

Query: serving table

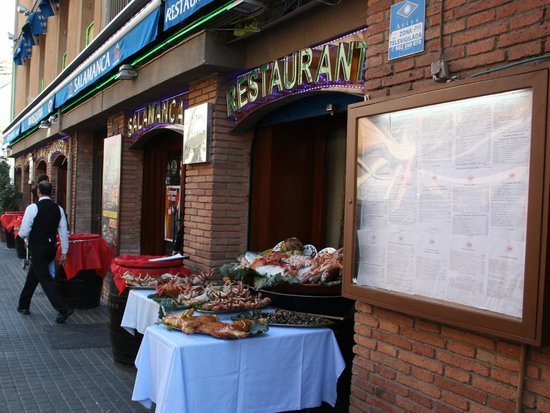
[132,317,345,413]
[56,234,113,308]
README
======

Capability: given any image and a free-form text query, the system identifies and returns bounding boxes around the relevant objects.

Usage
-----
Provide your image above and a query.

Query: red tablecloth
[111,255,192,295]
[56,233,113,280]
[12,216,23,237]
[1,212,24,232]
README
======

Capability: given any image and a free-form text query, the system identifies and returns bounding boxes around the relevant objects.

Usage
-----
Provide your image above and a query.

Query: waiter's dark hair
[38,181,53,196]
[37,174,49,184]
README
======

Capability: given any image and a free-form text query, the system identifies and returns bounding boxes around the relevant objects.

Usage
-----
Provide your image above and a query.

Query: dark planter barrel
[108,255,189,365]
[1,212,24,249]
[5,230,15,249]
[107,273,143,365]
[15,236,26,259]
[58,266,103,309]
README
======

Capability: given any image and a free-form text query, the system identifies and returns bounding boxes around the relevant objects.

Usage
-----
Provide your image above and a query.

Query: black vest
[29,199,61,250]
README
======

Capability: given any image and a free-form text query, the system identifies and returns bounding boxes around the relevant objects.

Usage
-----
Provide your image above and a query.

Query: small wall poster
[164,185,180,241]
[183,102,212,164]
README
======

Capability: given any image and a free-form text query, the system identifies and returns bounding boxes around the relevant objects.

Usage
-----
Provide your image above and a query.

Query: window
[85,21,94,46]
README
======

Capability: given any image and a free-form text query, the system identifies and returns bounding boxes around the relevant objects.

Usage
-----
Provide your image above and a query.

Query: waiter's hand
[59,253,67,266]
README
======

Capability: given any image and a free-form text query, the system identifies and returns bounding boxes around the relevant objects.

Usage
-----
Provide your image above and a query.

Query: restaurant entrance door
[249,111,347,252]
[141,130,183,255]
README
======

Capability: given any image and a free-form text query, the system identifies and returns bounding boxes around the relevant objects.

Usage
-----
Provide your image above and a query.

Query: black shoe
[17,307,30,315]
[55,309,74,324]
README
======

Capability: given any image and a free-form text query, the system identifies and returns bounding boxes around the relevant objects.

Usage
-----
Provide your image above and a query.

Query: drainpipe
[66,136,73,232]
[516,343,527,413]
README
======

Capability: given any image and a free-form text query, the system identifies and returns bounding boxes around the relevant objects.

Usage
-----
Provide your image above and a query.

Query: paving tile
[0,244,148,412]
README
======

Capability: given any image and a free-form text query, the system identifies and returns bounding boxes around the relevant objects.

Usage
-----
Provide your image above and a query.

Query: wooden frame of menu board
[343,63,550,345]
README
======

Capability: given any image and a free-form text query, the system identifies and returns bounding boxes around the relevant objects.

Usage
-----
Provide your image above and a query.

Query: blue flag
[28,12,47,35]
[38,0,56,17]
[21,21,37,46]
[13,41,23,65]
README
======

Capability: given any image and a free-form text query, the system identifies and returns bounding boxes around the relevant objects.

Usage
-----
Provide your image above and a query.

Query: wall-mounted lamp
[38,119,51,129]
[117,64,138,80]
[326,103,337,116]
[17,5,32,16]
[229,0,264,15]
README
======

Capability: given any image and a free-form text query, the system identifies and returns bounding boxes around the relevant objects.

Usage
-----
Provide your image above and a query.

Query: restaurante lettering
[226,41,367,116]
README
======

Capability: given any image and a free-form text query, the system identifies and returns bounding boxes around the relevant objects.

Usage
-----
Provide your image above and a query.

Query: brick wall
[351,1,550,411]
[184,74,252,273]
[69,135,78,230]
[365,0,550,100]
[107,112,144,256]
[351,303,550,412]
[72,131,94,233]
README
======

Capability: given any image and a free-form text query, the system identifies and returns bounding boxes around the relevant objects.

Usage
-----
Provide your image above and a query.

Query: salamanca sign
[226,40,367,118]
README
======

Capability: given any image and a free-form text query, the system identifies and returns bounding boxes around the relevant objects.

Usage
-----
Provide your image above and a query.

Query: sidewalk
[0,242,148,413]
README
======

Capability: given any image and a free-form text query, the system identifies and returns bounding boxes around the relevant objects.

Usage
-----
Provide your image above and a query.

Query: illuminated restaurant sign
[128,93,188,138]
[226,36,367,118]
[163,0,215,31]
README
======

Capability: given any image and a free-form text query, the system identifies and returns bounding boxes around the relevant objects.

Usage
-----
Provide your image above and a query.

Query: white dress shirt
[19,196,69,254]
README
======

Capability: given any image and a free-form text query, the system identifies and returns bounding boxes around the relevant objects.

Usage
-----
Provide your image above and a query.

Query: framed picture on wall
[183,102,212,164]
[101,134,122,255]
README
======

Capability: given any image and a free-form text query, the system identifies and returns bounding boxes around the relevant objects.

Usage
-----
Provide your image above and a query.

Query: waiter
[17,180,74,323]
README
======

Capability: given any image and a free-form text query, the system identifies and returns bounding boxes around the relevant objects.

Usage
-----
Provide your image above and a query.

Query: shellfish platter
[219,238,343,289]
[151,279,271,313]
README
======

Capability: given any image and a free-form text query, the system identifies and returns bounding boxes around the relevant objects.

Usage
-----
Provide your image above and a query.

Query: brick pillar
[107,112,144,255]
[72,131,95,233]
[184,74,252,272]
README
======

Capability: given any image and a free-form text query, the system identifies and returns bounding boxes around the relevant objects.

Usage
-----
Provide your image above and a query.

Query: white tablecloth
[120,289,159,335]
[132,322,345,413]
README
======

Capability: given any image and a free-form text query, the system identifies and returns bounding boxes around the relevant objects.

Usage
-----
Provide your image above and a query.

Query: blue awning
[163,0,215,31]
[55,5,160,108]
[20,97,55,134]
[3,124,21,145]
[6,0,160,146]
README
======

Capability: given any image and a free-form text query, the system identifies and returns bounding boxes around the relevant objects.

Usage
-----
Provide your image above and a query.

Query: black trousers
[18,244,71,313]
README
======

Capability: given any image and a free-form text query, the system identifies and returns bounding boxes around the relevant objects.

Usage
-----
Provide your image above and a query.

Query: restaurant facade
[4,0,550,411]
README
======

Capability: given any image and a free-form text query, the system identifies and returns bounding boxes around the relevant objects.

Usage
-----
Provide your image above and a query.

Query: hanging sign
[388,0,425,60]
[127,92,188,138]
[163,0,215,31]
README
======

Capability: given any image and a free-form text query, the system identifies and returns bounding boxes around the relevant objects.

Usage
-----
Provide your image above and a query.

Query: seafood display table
[132,321,345,413]
[120,288,160,335]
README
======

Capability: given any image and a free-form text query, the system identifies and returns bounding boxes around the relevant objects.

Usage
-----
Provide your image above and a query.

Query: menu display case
[343,64,550,344]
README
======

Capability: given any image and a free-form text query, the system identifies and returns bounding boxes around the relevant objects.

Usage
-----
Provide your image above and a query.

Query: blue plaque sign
[389,0,425,60]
